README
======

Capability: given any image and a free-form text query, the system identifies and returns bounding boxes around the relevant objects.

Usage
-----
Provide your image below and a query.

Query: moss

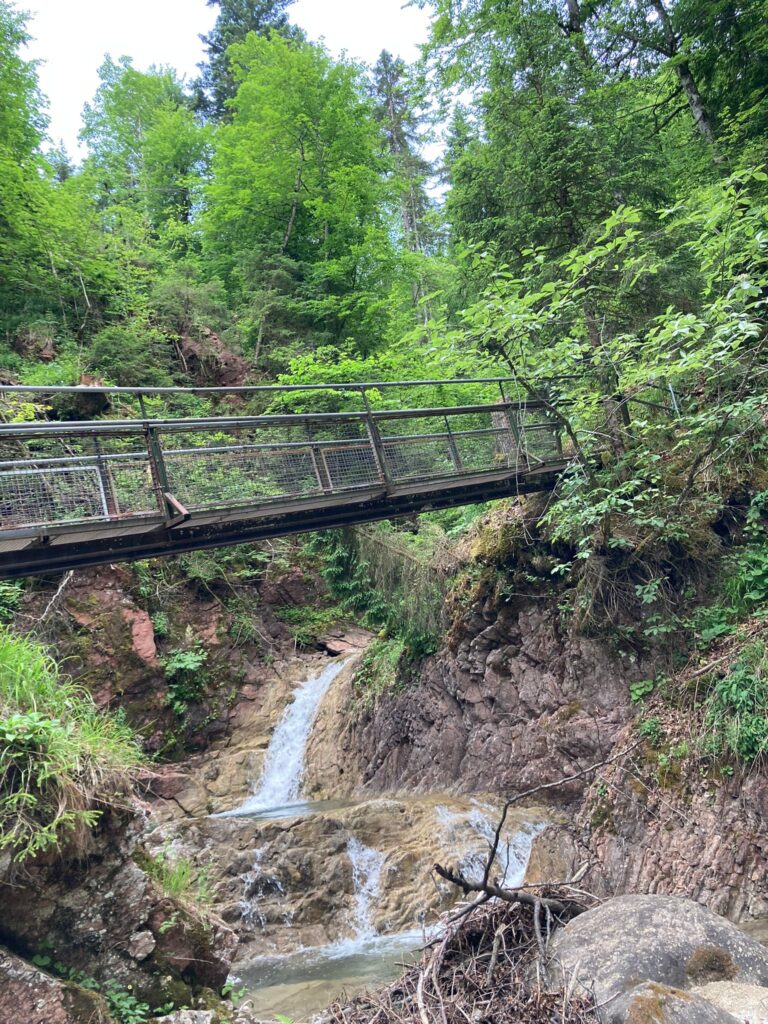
[686,945,738,983]
[626,983,692,1024]
[557,699,582,722]
[589,796,614,830]
[61,982,113,1023]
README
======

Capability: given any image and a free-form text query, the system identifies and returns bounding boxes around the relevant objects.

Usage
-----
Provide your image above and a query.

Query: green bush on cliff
[0,630,144,862]
[702,640,768,763]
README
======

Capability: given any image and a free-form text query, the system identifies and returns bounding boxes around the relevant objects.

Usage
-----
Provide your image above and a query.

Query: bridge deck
[0,382,567,580]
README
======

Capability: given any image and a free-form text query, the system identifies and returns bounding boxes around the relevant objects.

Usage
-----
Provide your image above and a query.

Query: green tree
[196,0,297,117]
[204,33,397,370]
[80,57,208,236]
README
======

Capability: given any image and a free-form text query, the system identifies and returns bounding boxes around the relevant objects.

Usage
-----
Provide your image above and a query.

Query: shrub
[353,638,406,708]
[161,644,208,715]
[275,603,345,648]
[87,324,173,387]
[702,640,768,762]
[0,630,143,861]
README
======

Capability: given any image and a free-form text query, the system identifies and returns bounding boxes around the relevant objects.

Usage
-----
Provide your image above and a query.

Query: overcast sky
[22,0,433,157]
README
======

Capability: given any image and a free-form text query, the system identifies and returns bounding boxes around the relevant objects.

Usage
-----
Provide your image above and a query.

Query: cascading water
[436,801,546,887]
[222,655,350,817]
[347,838,385,941]
[218,655,550,1021]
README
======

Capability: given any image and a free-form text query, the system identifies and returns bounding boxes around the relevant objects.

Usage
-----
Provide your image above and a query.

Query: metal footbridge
[0,379,568,580]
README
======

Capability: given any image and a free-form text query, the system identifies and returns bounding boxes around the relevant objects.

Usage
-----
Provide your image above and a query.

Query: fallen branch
[36,570,74,628]
[433,864,581,917]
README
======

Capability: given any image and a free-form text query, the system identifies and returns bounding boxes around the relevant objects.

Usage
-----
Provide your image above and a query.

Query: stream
[210,655,546,1021]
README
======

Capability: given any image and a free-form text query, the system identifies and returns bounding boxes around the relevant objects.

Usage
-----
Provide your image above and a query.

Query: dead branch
[481,741,642,888]
[433,864,581,917]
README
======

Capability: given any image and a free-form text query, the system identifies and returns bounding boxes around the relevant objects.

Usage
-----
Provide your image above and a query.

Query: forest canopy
[1,0,767,628]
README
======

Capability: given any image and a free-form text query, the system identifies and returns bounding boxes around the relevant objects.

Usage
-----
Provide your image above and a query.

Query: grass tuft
[0,629,144,862]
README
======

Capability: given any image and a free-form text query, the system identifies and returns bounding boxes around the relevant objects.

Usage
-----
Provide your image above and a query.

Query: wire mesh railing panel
[453,428,521,473]
[106,457,159,517]
[0,399,567,536]
[381,435,457,482]
[0,448,158,530]
[321,443,381,491]
[0,464,105,529]
[518,420,561,461]
[164,444,323,509]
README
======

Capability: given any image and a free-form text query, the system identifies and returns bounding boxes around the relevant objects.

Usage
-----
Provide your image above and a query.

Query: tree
[80,57,208,236]
[203,33,396,370]
[372,51,432,254]
[196,0,297,118]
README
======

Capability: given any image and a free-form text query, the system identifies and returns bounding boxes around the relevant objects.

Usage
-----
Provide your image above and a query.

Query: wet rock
[623,982,737,1023]
[153,795,548,960]
[0,947,112,1024]
[149,655,352,820]
[547,895,768,1023]
[155,1009,216,1023]
[319,626,374,656]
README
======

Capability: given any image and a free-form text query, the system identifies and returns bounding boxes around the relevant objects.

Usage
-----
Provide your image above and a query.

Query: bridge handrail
[0,377,522,398]
[0,401,551,439]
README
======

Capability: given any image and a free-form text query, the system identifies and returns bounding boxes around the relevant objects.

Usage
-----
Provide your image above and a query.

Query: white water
[325,837,387,958]
[436,800,546,887]
[217,656,549,1019]
[222,656,350,817]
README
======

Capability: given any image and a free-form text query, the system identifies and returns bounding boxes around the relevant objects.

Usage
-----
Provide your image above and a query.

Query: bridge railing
[0,393,562,535]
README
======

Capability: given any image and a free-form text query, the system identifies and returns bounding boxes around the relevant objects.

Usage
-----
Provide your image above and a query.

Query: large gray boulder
[547,894,768,1023]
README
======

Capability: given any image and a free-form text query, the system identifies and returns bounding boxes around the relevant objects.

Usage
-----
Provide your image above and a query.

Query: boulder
[0,947,112,1024]
[547,895,768,1023]
[692,981,768,1022]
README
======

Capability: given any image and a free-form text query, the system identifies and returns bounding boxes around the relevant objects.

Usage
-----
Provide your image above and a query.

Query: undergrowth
[142,839,213,908]
[0,630,143,862]
[275,603,346,648]
[352,638,406,709]
[631,505,768,772]
[308,522,454,657]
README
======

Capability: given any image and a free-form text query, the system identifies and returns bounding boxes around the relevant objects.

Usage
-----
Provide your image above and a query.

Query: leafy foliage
[161,643,209,715]
[702,641,768,763]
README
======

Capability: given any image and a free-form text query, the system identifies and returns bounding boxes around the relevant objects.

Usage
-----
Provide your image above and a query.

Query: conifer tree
[196,0,296,118]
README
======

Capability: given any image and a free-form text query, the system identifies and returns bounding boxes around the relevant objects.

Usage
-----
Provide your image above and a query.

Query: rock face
[0,947,112,1024]
[548,895,768,1023]
[526,721,768,922]
[305,595,645,799]
[0,810,236,1009]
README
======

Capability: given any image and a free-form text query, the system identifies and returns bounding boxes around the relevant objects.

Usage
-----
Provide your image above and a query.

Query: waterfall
[223,655,350,817]
[347,837,386,941]
[436,801,545,887]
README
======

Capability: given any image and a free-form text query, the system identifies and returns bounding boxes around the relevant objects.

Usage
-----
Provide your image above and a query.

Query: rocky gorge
[2,524,768,1024]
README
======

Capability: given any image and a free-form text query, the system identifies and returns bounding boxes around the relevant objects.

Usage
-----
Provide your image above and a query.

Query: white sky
[21,0,433,158]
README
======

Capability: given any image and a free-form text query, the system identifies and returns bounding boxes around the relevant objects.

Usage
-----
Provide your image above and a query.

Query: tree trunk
[281,136,305,255]
[676,59,716,143]
[650,0,716,143]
